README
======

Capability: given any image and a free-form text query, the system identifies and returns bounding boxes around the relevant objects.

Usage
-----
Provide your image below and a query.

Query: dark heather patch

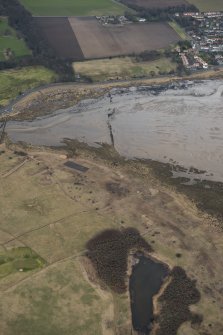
[156,266,202,335]
[86,228,152,293]
[106,182,129,197]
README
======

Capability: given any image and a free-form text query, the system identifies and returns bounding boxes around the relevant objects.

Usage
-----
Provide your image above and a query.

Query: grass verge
[168,21,188,41]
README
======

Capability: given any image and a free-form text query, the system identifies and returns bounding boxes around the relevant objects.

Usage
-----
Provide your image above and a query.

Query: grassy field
[0,17,31,61]
[0,247,45,278]
[0,146,124,335]
[187,0,223,11]
[73,57,177,82]
[0,66,57,107]
[168,21,188,40]
[20,0,127,16]
[0,142,223,334]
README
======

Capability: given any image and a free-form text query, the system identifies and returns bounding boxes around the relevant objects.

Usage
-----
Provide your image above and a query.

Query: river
[6,80,223,182]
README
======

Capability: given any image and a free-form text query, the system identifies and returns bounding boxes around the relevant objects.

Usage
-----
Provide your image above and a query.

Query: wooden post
[0,120,7,144]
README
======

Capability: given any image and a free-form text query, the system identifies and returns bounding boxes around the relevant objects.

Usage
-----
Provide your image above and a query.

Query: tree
[0,0,75,81]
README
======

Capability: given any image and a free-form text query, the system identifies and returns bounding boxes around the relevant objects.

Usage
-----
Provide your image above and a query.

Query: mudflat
[7,80,223,182]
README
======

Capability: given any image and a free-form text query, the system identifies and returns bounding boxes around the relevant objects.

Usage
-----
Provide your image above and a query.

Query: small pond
[129,255,169,334]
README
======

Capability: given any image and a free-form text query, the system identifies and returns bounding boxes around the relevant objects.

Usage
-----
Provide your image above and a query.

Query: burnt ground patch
[106,181,129,197]
[156,266,202,335]
[86,228,152,293]
[34,17,84,60]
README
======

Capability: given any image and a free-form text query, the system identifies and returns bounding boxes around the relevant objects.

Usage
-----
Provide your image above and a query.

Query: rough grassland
[19,0,127,16]
[187,0,223,11]
[0,18,31,61]
[74,57,177,82]
[0,143,223,335]
[0,66,57,107]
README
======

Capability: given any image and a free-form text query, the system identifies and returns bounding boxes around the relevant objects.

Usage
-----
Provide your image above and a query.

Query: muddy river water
[6,80,223,182]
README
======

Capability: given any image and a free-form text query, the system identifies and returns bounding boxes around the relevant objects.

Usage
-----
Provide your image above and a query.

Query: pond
[129,255,169,334]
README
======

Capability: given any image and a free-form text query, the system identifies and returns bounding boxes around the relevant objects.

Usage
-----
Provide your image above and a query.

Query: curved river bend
[6,80,223,182]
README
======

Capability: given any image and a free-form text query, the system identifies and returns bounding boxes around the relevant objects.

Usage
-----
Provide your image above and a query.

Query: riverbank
[1,68,223,121]
[4,77,223,220]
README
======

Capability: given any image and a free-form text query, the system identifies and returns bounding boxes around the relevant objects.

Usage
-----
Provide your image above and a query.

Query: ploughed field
[35,17,181,60]
[34,17,84,60]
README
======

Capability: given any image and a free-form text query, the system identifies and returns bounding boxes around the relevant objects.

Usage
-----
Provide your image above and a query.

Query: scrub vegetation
[156,266,202,335]
[86,228,152,293]
[74,57,177,82]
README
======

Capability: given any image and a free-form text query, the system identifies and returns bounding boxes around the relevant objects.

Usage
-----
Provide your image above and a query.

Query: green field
[188,0,223,11]
[0,247,45,278]
[169,21,188,41]
[0,17,31,61]
[74,57,177,82]
[19,0,127,16]
[0,66,57,106]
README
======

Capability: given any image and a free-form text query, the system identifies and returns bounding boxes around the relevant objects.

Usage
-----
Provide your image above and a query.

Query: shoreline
[2,75,223,218]
[61,139,223,222]
[3,133,223,221]
[1,68,223,121]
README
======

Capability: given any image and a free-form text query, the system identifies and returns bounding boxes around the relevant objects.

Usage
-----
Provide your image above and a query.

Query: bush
[86,228,152,293]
